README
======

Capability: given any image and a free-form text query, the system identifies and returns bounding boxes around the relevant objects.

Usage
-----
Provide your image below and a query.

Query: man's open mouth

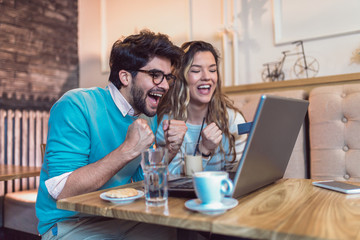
[148,91,164,106]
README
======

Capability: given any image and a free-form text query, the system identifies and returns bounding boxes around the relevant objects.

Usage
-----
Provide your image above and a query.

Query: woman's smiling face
[186,51,218,106]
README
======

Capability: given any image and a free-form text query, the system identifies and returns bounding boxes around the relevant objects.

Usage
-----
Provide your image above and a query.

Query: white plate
[100,190,144,204]
[185,198,238,215]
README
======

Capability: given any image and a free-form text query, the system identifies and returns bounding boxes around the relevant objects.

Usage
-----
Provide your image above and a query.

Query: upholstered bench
[4,188,39,235]
[228,89,309,178]
[309,84,360,181]
[3,144,44,235]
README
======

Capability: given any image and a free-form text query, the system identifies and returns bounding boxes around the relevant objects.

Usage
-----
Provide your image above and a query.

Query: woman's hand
[199,122,222,155]
[163,120,187,160]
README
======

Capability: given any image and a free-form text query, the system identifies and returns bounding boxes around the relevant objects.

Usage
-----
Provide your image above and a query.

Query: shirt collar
[108,82,136,117]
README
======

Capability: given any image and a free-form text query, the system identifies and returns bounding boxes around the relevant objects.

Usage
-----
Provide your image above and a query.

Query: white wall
[78,0,360,88]
[78,0,108,88]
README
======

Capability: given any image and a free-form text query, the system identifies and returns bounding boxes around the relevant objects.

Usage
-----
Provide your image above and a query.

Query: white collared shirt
[108,82,137,117]
[45,83,134,199]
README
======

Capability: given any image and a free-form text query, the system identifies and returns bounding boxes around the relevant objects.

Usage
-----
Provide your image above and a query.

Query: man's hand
[121,119,155,159]
[163,120,187,160]
[200,122,222,155]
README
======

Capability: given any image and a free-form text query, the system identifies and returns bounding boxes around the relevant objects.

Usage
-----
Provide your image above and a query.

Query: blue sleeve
[131,165,144,182]
[155,114,169,147]
[149,114,158,134]
[45,92,91,178]
[139,114,158,136]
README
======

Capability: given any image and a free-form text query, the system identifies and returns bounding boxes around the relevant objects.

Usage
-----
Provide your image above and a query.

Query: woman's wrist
[199,142,212,157]
[201,151,212,157]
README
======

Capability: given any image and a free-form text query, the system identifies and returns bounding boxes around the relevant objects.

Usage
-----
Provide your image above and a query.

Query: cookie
[105,188,138,198]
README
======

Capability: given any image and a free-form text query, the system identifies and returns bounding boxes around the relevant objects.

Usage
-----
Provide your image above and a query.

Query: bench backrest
[309,84,360,181]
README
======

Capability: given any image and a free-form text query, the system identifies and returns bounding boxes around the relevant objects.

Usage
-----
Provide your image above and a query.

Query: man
[36,30,187,239]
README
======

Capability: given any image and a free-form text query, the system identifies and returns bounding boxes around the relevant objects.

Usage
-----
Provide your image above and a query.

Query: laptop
[168,95,309,198]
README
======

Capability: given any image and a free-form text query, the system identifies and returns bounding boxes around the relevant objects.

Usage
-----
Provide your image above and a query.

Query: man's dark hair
[108,29,182,89]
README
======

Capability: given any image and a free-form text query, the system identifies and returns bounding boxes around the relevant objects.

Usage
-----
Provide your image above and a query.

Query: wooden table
[57,179,360,240]
[0,165,42,181]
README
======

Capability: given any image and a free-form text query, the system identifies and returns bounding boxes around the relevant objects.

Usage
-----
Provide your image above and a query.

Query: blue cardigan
[35,86,157,235]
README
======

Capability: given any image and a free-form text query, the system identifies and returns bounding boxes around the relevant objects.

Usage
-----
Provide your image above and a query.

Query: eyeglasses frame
[135,69,176,86]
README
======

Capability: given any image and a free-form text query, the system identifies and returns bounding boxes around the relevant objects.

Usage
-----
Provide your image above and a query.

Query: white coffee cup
[184,142,203,176]
[193,171,234,207]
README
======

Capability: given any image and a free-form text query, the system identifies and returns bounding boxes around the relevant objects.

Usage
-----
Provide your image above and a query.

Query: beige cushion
[4,189,39,235]
[228,90,308,178]
[309,84,360,181]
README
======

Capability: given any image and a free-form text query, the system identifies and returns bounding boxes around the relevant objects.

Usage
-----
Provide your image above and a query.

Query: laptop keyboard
[171,180,194,189]
[168,178,194,189]
[168,172,236,190]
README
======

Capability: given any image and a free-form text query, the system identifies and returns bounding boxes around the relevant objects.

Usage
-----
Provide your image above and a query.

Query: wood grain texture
[213,179,360,239]
[0,164,41,181]
[57,179,360,239]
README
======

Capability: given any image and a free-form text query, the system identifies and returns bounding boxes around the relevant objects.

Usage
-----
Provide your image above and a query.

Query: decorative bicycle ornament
[262,41,319,82]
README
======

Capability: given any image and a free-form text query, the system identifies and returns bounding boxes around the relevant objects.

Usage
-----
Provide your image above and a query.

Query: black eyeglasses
[136,69,176,85]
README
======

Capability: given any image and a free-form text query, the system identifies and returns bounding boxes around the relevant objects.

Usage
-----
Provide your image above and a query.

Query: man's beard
[130,83,156,117]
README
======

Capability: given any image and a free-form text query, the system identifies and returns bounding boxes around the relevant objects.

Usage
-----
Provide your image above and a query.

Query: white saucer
[100,190,144,204]
[185,198,238,215]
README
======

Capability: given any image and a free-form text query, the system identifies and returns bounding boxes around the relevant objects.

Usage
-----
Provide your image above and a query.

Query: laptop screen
[168,95,309,199]
[231,95,308,198]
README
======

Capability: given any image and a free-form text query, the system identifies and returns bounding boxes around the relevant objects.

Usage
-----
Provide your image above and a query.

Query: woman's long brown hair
[157,41,243,162]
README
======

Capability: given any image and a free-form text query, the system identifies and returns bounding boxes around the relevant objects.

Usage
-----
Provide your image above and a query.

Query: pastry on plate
[105,188,138,198]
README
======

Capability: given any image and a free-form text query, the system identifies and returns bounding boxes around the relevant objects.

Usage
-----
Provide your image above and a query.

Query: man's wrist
[117,143,140,162]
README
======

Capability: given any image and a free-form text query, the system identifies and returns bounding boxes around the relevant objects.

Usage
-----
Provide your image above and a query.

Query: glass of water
[141,147,168,207]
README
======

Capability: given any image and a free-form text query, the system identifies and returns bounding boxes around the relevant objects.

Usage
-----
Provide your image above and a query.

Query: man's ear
[119,70,131,87]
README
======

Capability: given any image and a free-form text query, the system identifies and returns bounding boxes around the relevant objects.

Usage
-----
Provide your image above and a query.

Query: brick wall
[0,0,78,110]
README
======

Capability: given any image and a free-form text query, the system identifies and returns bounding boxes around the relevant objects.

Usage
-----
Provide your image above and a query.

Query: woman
[156,41,247,175]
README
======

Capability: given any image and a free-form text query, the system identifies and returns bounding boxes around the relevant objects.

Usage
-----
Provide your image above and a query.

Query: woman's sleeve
[229,110,248,164]
[168,151,183,175]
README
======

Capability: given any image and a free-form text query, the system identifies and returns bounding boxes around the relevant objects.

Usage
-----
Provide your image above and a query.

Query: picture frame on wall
[272,0,360,45]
